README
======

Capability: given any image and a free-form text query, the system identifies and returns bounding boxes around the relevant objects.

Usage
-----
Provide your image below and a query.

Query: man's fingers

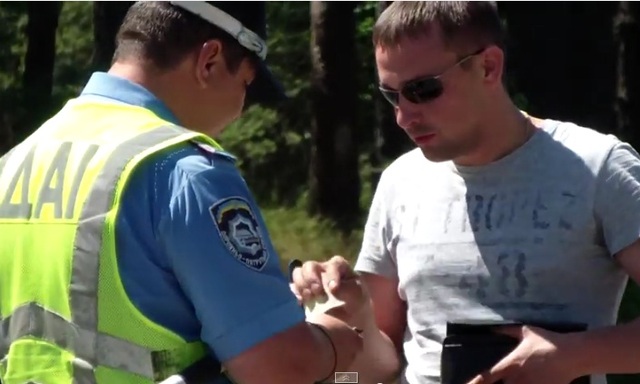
[290,260,328,303]
[322,255,355,292]
[468,349,517,384]
[288,283,303,304]
[467,371,498,384]
[301,260,327,297]
[492,325,525,340]
[289,256,356,305]
[467,364,508,384]
[329,278,365,307]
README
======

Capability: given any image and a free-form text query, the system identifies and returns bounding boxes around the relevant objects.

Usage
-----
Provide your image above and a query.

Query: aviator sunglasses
[378,47,486,107]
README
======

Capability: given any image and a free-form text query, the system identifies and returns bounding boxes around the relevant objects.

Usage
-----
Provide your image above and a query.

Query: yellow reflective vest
[0,98,223,383]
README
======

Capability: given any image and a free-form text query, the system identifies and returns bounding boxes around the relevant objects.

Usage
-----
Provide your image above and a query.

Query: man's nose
[394,100,422,131]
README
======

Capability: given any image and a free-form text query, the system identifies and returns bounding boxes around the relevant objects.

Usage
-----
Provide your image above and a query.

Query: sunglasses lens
[379,89,400,106]
[404,78,443,103]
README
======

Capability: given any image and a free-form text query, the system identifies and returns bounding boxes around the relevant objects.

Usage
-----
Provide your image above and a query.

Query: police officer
[0,2,363,384]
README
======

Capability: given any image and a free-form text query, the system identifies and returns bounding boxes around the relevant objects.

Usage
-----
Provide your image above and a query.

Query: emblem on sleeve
[210,197,269,271]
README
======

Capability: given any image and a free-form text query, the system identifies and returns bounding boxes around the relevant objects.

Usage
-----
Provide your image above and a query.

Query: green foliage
[219,2,312,206]
[220,2,380,210]
[0,2,94,148]
[0,3,27,91]
[263,206,364,271]
[0,2,27,146]
[53,2,94,104]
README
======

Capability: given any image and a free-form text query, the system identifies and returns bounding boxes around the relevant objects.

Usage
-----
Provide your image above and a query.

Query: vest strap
[72,125,201,381]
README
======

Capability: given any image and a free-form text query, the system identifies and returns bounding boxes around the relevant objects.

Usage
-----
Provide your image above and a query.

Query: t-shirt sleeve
[594,141,640,256]
[157,154,305,362]
[354,170,398,279]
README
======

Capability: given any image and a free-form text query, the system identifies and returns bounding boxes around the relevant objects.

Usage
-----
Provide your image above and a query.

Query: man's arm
[344,273,406,384]
[350,170,405,383]
[563,142,640,376]
[159,152,361,384]
[566,240,640,375]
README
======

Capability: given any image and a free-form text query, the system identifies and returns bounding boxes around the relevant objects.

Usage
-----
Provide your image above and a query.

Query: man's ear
[480,45,504,87]
[194,39,224,89]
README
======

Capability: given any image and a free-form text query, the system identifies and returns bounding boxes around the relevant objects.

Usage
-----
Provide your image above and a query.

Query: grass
[261,206,364,271]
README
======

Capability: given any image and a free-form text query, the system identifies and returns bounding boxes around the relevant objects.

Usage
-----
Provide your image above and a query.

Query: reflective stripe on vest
[0,125,203,382]
[0,303,157,380]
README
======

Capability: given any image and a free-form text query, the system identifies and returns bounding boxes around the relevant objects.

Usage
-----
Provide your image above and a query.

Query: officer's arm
[159,155,357,384]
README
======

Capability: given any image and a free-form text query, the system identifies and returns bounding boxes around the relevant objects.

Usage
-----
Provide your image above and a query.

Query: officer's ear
[194,39,224,89]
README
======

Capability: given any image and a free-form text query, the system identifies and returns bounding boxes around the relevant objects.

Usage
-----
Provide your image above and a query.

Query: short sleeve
[594,142,640,256]
[354,171,398,279]
[158,154,305,362]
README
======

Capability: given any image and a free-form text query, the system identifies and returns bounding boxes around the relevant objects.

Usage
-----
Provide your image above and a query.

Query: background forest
[1,2,639,382]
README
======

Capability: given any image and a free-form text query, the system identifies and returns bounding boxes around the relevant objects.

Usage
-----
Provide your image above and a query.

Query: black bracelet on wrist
[309,322,337,384]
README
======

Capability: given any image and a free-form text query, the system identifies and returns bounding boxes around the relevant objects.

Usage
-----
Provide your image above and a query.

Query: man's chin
[419,147,456,163]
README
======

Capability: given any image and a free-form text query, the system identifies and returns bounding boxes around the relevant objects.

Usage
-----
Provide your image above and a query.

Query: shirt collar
[79,72,180,125]
[78,72,237,162]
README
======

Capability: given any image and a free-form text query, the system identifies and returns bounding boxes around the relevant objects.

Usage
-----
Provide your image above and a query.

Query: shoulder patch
[209,197,269,271]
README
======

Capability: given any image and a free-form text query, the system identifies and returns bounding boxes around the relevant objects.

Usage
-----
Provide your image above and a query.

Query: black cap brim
[245,60,288,108]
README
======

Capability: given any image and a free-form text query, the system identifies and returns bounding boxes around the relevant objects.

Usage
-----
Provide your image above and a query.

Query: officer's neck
[107,61,197,129]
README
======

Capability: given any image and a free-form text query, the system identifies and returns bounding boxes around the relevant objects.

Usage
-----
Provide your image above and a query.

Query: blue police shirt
[79,72,305,363]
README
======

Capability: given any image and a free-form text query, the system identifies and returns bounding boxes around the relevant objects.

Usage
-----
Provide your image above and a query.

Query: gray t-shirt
[355,119,640,384]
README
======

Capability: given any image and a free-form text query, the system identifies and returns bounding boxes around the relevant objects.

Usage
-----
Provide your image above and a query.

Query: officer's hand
[311,312,365,375]
[290,256,370,324]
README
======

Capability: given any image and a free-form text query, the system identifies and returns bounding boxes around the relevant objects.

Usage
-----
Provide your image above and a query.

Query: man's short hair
[113,2,252,72]
[372,1,505,53]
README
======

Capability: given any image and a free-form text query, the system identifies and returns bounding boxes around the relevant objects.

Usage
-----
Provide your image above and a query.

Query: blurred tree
[221,2,313,207]
[0,2,28,154]
[21,1,63,136]
[499,2,618,133]
[613,1,640,148]
[309,1,361,230]
[92,1,134,71]
[52,1,94,103]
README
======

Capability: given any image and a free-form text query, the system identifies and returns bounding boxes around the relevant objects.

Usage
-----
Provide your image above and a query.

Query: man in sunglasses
[0,2,364,384]
[291,2,640,384]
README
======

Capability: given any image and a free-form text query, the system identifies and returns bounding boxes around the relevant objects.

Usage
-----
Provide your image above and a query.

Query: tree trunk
[309,2,361,231]
[92,2,134,70]
[499,2,617,132]
[613,1,640,148]
[21,1,63,136]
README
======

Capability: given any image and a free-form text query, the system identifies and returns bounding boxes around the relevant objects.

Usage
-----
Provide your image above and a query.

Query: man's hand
[290,256,370,325]
[467,325,584,384]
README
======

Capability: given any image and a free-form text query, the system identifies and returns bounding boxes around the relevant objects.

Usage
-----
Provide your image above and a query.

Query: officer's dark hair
[113,2,251,73]
[373,1,505,53]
